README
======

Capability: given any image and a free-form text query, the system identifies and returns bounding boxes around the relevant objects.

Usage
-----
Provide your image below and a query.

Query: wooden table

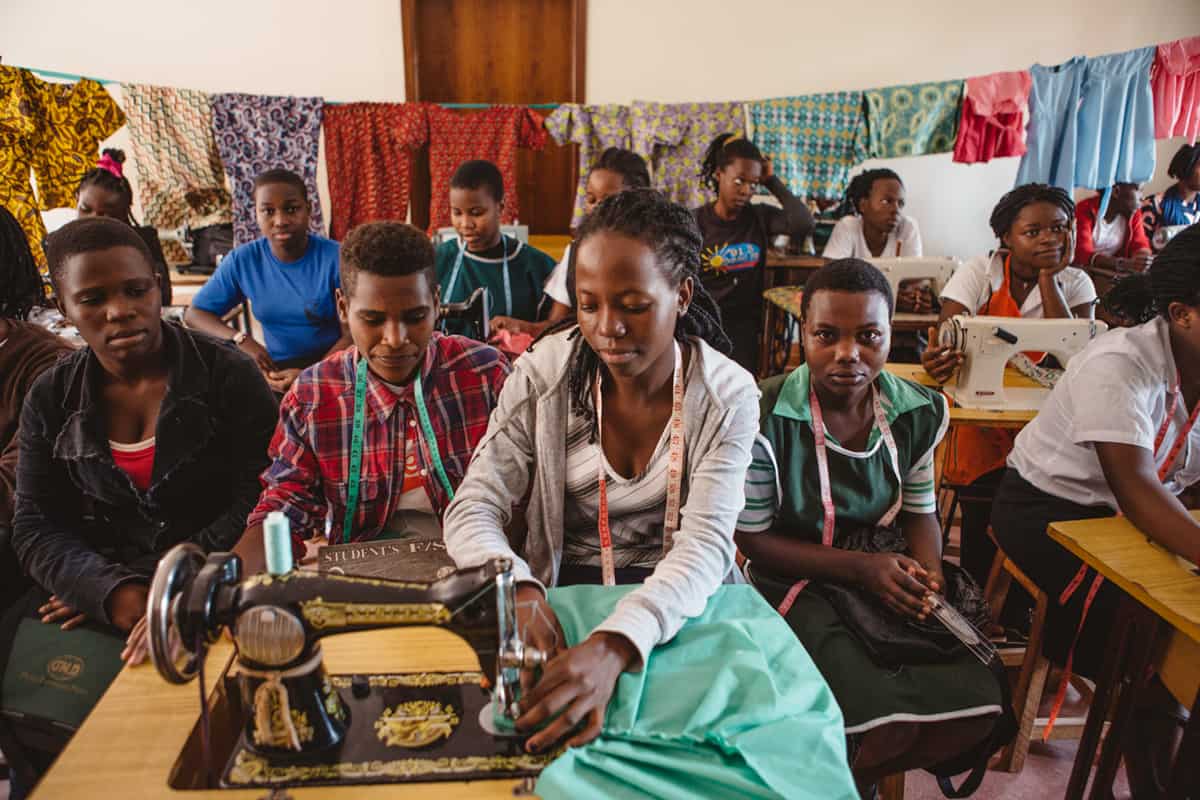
[34,629,533,799]
[886,364,1040,492]
[1048,516,1200,798]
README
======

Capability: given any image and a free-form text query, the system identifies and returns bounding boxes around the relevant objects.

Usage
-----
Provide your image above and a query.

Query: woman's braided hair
[534,188,731,439]
[1104,223,1200,324]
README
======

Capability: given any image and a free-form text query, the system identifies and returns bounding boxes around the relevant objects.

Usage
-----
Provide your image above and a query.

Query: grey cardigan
[444,329,760,665]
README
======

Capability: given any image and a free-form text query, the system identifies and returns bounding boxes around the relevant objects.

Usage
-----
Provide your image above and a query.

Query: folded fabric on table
[536,584,856,800]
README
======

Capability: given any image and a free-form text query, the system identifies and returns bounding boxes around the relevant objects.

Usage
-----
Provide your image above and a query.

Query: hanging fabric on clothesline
[749,92,867,201]
[1015,57,1086,193]
[211,92,324,247]
[121,83,231,262]
[1151,36,1200,142]
[953,70,1032,164]
[1075,46,1157,191]
[0,65,125,271]
[630,101,745,210]
[863,79,964,159]
[424,105,548,234]
[545,103,632,229]
[322,102,428,241]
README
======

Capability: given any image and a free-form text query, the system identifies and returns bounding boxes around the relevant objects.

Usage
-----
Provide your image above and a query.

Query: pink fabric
[1152,37,1200,141]
[96,152,124,179]
[953,70,1032,164]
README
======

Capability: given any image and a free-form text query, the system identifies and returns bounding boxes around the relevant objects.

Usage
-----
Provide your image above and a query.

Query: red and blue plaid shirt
[248,333,510,542]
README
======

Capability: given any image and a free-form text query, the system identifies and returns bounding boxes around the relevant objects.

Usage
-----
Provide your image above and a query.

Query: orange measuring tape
[594,341,685,586]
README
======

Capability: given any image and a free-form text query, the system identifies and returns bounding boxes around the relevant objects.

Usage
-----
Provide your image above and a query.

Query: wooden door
[402,0,585,235]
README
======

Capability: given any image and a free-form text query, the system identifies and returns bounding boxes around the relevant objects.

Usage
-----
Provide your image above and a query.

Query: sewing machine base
[167,670,552,790]
[944,385,1050,412]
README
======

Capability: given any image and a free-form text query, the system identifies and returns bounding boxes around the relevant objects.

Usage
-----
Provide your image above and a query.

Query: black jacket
[12,322,277,624]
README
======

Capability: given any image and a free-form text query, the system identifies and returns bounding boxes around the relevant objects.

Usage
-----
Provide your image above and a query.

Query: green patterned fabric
[536,584,857,800]
[863,80,965,159]
[749,93,867,201]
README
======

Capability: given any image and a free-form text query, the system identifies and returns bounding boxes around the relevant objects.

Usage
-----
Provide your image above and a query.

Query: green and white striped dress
[738,365,1002,733]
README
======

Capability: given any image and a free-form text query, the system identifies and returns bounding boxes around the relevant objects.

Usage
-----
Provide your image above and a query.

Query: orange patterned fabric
[425,105,548,234]
[0,66,125,270]
[322,102,428,240]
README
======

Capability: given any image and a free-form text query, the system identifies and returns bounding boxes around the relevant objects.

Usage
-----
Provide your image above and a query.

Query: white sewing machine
[867,257,959,310]
[1153,224,1190,251]
[938,314,1108,410]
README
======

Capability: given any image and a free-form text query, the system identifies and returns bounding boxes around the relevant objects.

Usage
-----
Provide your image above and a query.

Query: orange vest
[943,256,1027,485]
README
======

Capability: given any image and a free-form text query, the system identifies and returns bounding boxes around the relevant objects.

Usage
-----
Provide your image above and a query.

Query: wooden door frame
[400,0,588,103]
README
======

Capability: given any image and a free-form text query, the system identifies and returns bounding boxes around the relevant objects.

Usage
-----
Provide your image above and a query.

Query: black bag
[180,223,234,274]
[811,525,1017,799]
[809,525,991,667]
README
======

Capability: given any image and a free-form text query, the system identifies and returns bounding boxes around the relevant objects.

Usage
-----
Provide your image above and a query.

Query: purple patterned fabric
[211,93,324,246]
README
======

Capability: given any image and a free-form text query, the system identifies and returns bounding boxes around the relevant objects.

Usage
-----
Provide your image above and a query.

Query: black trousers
[989,470,1120,678]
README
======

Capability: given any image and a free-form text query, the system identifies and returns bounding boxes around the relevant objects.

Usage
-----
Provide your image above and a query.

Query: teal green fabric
[864,80,964,159]
[536,585,857,800]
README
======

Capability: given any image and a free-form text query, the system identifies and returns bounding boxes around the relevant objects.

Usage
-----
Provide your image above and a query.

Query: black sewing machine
[439,286,491,341]
[146,544,551,790]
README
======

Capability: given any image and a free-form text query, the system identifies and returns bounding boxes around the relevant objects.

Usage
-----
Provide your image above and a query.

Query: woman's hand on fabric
[921,327,963,384]
[266,368,302,394]
[897,282,935,314]
[855,552,934,620]
[489,316,536,336]
[121,615,150,664]
[516,631,637,752]
[39,595,87,631]
[238,337,275,373]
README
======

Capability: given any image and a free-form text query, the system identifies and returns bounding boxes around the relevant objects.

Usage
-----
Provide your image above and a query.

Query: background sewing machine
[1153,223,1190,251]
[938,314,1108,410]
[146,541,551,791]
[439,286,491,340]
[866,257,959,311]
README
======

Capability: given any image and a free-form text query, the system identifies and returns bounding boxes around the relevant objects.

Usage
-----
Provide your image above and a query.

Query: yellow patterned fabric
[0,66,125,270]
[863,80,964,159]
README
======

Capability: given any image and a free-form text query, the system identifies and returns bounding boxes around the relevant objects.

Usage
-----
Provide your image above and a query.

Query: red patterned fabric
[323,102,428,240]
[425,105,548,234]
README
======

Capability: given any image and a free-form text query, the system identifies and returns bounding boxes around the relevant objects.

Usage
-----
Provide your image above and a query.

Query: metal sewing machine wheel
[146,545,551,788]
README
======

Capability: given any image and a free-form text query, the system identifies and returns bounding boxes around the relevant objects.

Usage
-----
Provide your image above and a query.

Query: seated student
[736,259,1002,792]
[1141,143,1200,250]
[823,168,923,260]
[921,184,1097,589]
[0,207,72,612]
[234,222,511,573]
[444,189,760,752]
[825,169,929,362]
[185,168,349,395]
[7,217,276,790]
[435,160,557,337]
[991,224,1200,796]
[693,133,815,374]
[75,148,172,305]
[500,147,652,337]
[1074,182,1153,273]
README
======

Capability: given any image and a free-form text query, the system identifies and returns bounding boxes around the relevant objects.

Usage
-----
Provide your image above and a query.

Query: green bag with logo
[0,589,125,751]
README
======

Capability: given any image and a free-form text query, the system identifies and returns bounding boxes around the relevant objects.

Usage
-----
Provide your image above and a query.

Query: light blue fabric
[536,584,857,800]
[1015,57,1086,193]
[1075,46,1157,190]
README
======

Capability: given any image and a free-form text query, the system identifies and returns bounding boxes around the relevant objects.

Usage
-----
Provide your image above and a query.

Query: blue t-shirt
[191,235,342,363]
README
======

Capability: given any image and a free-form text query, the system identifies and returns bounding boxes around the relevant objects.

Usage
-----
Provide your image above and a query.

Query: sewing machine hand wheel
[147,543,208,684]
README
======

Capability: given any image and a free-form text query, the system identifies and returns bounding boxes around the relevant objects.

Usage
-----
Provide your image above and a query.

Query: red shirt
[110,439,155,492]
[1073,194,1152,266]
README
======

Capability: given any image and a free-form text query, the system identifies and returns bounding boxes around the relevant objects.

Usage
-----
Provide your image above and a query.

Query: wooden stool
[983,540,1091,772]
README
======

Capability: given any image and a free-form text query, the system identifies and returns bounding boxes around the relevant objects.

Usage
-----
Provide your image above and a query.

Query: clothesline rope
[3,61,560,109]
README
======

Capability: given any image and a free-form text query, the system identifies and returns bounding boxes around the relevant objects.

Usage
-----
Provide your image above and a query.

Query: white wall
[1,0,1198,255]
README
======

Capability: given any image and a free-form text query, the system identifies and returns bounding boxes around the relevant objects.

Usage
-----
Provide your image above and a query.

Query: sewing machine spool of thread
[264,512,293,576]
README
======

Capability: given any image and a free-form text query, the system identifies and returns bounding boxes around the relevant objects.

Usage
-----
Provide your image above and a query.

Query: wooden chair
[983,536,1091,772]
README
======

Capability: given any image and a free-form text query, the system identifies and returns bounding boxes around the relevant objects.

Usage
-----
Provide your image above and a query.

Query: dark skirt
[989,469,1119,678]
[748,566,1002,733]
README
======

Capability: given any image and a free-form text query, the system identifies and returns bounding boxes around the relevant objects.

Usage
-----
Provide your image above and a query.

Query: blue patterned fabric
[211,93,325,246]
